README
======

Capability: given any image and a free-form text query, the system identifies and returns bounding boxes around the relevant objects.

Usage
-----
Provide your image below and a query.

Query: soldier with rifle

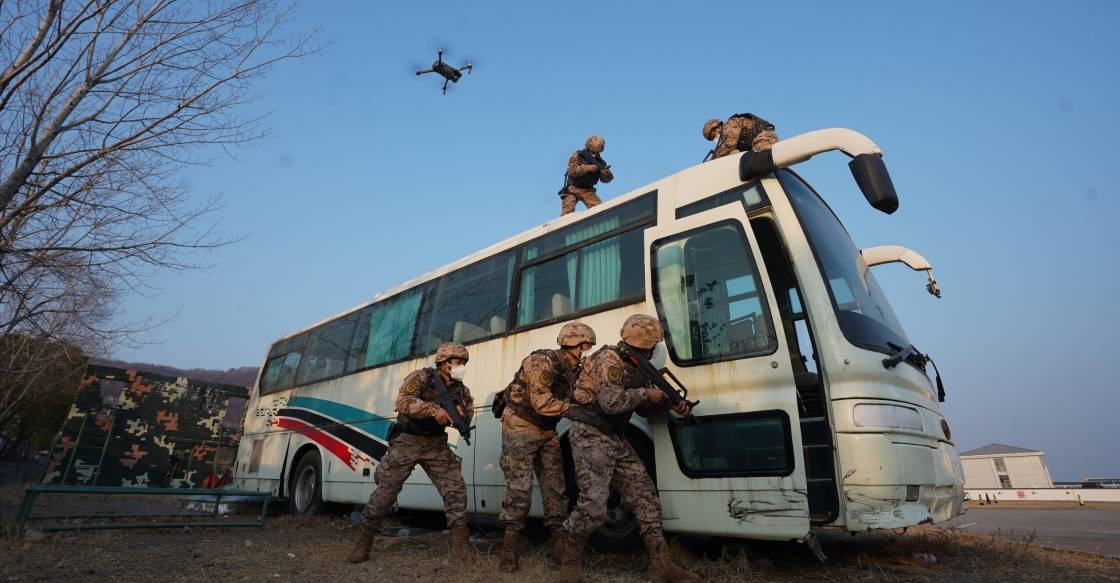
[559,135,613,216]
[560,314,698,583]
[702,113,779,161]
[495,322,597,572]
[347,342,475,564]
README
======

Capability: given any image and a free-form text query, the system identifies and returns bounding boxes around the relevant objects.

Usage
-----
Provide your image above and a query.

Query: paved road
[940,507,1120,557]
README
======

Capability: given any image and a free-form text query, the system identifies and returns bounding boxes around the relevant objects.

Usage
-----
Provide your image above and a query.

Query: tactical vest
[568,149,605,190]
[566,345,644,436]
[506,349,574,431]
[727,113,775,152]
[398,368,454,437]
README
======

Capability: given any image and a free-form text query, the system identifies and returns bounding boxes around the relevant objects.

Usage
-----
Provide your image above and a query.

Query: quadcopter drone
[416,48,473,94]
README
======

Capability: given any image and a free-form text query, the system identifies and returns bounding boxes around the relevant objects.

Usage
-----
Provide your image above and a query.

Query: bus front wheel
[288,449,324,514]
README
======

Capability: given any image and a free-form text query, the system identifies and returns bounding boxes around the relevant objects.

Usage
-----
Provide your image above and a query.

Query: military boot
[346,524,378,564]
[558,531,586,583]
[450,525,472,562]
[550,527,567,565]
[644,535,699,583]
[498,527,520,572]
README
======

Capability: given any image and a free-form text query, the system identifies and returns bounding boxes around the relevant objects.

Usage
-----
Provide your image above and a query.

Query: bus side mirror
[849,154,899,215]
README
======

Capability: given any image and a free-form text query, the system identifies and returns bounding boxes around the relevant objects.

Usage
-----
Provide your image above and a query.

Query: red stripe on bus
[275,417,355,469]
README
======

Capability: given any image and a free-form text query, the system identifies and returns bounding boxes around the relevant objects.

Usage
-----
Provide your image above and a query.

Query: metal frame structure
[16,485,271,535]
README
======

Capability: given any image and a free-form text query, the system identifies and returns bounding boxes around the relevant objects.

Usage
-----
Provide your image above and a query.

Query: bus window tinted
[416,252,516,353]
[276,351,302,389]
[297,311,361,385]
[259,355,284,393]
[654,221,776,364]
[669,412,792,477]
[517,251,577,325]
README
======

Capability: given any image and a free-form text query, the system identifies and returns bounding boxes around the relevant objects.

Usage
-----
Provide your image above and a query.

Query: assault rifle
[618,345,699,422]
[430,368,474,445]
[558,149,611,195]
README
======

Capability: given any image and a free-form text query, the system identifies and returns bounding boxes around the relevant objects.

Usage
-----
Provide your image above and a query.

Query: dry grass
[0,484,1117,582]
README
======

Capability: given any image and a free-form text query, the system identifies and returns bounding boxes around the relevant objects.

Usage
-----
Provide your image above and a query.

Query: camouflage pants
[560,188,601,215]
[361,432,467,528]
[499,411,568,530]
[754,129,779,151]
[562,421,663,540]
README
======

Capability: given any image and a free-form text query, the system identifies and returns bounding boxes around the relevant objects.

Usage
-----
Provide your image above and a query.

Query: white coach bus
[232,128,965,549]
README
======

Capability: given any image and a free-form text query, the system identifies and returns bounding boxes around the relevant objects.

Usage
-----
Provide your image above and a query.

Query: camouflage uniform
[498,349,576,531]
[710,114,779,160]
[360,367,475,529]
[560,144,613,215]
[562,345,669,541]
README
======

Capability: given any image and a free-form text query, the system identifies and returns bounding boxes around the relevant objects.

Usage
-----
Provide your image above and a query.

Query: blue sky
[118,1,1119,481]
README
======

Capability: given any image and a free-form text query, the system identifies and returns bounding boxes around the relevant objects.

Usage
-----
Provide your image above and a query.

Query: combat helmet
[585,134,605,153]
[619,314,663,350]
[434,342,469,363]
[557,322,596,347]
[702,118,722,141]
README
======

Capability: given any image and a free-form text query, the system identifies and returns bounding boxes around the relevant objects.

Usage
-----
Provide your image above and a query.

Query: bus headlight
[853,403,923,431]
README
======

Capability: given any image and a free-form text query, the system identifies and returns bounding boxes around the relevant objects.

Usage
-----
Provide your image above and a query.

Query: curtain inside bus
[569,217,618,308]
[364,290,422,367]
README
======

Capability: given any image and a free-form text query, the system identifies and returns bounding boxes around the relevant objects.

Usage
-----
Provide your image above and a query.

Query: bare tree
[0,0,314,423]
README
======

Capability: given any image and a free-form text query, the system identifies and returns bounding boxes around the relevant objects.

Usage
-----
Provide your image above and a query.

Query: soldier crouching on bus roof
[559,135,613,216]
[347,342,475,564]
[560,315,698,583]
[497,322,597,572]
[702,113,779,161]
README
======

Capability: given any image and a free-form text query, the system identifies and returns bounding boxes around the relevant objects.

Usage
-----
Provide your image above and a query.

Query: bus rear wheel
[288,449,324,514]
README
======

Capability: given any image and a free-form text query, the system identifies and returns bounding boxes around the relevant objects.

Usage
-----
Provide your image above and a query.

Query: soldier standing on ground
[497,322,597,572]
[702,113,779,161]
[559,135,613,216]
[559,314,698,583]
[347,342,475,564]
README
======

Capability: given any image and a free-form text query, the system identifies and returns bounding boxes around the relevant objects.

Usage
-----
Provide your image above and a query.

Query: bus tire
[561,427,656,551]
[288,449,324,514]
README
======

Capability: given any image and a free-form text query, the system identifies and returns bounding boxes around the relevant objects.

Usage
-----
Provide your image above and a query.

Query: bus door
[644,201,810,540]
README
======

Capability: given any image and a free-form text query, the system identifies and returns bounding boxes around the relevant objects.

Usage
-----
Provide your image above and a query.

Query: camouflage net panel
[43,365,249,488]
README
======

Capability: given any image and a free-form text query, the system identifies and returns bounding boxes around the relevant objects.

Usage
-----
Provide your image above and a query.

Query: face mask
[649,342,668,370]
[449,364,467,380]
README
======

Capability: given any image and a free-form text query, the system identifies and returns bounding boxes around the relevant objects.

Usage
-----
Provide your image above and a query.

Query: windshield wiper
[883,342,946,402]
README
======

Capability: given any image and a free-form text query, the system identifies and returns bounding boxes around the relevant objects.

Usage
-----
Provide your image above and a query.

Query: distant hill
[92,359,258,387]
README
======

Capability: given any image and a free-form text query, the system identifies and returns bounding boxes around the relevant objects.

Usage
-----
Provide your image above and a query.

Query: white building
[960,443,1054,489]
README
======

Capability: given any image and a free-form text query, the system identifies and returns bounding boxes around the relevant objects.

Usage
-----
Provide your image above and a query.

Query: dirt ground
[1,487,1118,582]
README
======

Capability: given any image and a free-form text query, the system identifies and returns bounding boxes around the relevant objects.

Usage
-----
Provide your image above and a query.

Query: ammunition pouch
[399,416,446,437]
[511,396,561,432]
[566,404,630,436]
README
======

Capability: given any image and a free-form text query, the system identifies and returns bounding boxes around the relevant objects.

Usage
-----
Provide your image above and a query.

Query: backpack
[727,113,775,151]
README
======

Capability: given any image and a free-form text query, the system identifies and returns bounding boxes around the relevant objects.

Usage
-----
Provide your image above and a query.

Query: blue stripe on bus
[287,396,393,441]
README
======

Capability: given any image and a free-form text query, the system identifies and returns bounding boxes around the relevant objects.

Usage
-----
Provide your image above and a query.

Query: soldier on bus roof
[559,135,613,216]
[703,113,779,161]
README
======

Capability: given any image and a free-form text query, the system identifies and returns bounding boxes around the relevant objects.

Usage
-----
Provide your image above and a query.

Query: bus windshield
[779,170,910,353]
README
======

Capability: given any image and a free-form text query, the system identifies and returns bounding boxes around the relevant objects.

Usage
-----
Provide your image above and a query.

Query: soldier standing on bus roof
[703,113,779,161]
[497,322,597,572]
[559,135,613,216]
[560,314,698,583]
[347,342,475,564]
